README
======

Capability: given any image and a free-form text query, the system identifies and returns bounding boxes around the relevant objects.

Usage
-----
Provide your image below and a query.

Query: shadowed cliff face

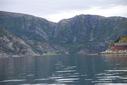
[0,11,127,55]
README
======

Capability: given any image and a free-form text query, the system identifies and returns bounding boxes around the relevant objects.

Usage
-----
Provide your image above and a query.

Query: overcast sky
[0,0,127,22]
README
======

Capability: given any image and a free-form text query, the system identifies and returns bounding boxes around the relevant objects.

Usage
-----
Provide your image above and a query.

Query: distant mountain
[0,11,127,55]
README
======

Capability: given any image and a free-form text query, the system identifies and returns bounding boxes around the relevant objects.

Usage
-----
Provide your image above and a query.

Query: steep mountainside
[0,11,127,55]
[0,11,57,54]
[54,15,127,53]
[0,28,36,56]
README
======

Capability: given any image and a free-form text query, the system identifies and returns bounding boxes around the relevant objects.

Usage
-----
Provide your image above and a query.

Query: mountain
[0,28,36,56]
[0,11,127,55]
[55,15,127,53]
[0,11,58,54]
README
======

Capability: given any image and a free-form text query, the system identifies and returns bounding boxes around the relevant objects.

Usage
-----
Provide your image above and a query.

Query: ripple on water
[20,84,66,85]
[55,78,79,82]
[94,69,127,84]
[95,83,127,85]
[0,79,26,82]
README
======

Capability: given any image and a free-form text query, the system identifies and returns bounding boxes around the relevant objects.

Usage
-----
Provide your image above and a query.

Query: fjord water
[0,55,127,85]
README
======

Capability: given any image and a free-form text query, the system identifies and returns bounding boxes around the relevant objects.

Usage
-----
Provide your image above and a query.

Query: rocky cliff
[0,28,36,56]
[0,11,127,55]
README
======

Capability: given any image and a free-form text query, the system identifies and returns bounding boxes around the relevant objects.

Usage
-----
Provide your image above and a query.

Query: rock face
[0,28,36,56]
[0,11,127,55]
[0,11,57,54]
[55,15,127,53]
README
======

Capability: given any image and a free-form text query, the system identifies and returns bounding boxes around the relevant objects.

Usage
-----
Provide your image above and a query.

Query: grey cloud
[0,0,127,19]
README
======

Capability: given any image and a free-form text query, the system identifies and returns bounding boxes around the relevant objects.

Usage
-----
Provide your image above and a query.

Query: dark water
[0,54,127,85]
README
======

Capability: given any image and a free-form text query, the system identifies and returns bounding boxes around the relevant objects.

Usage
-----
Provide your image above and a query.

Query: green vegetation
[119,36,127,42]
[43,51,60,56]
[114,35,127,43]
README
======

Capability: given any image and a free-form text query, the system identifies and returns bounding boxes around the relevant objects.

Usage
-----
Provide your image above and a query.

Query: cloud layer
[0,0,127,22]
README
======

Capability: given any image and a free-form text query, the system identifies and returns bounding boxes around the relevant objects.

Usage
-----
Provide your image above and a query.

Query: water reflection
[0,54,127,85]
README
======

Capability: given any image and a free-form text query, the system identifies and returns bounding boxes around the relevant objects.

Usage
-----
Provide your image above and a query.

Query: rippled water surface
[0,54,127,85]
